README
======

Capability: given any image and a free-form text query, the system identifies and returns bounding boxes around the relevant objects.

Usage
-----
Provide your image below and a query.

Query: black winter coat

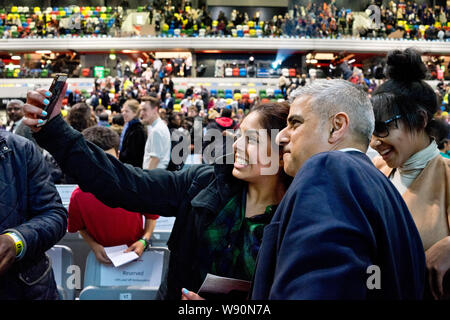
[119,119,147,168]
[34,115,241,300]
[0,131,67,299]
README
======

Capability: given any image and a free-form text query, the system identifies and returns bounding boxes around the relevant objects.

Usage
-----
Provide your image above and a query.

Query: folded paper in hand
[104,245,139,267]
[197,274,251,300]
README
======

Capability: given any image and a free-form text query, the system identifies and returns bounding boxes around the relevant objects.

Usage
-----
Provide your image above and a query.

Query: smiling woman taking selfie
[370,48,450,300]
[22,94,290,300]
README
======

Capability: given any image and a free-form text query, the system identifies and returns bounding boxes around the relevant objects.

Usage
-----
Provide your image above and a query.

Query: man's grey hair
[289,79,375,145]
[6,99,24,108]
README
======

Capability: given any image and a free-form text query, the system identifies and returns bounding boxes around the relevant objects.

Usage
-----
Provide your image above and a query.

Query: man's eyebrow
[287,114,303,123]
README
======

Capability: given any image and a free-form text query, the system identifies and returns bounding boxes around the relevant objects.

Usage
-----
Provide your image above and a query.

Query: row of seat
[6,6,116,14]
[1,68,50,78]
[173,88,284,101]
[224,67,296,78]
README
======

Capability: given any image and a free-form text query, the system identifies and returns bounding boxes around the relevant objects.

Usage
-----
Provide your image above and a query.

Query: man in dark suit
[162,92,174,111]
[251,80,425,299]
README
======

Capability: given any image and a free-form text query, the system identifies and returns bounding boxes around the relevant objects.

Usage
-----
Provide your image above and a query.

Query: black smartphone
[37,73,68,127]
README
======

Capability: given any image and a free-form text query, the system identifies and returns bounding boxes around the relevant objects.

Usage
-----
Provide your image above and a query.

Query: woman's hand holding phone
[23,83,68,132]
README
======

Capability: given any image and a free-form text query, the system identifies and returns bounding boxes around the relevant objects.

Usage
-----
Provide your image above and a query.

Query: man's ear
[328,112,349,144]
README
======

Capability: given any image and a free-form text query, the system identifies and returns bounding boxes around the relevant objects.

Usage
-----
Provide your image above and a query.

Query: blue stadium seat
[274,89,282,96]
[239,68,247,77]
[46,245,75,300]
[210,89,217,97]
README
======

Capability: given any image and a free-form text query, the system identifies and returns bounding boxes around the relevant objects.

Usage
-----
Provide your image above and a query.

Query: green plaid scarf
[200,189,276,281]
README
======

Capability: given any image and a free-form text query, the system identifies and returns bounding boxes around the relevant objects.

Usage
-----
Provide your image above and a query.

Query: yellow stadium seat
[11,6,18,13]
[34,7,41,13]
[226,98,233,105]
[173,104,181,112]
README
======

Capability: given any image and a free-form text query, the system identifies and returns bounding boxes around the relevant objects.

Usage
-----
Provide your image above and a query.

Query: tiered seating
[0,5,117,38]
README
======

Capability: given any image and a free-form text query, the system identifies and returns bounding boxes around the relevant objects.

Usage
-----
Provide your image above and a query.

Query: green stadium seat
[41,69,49,77]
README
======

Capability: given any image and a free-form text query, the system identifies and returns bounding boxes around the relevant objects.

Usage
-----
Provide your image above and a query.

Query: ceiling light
[35,50,52,54]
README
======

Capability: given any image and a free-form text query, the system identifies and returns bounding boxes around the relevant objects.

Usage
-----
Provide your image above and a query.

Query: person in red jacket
[68,126,159,264]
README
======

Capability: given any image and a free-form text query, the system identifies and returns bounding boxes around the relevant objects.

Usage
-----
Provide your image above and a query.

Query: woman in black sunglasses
[370,48,450,300]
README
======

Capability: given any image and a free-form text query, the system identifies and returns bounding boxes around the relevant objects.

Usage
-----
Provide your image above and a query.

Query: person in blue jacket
[250,79,426,299]
[0,131,67,299]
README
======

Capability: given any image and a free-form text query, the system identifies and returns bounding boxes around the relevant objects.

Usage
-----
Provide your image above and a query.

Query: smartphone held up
[36,73,68,127]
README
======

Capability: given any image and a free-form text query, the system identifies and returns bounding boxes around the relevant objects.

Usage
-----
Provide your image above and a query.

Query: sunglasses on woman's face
[373,115,402,138]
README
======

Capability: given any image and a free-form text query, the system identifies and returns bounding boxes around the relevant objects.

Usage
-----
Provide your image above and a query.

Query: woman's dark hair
[249,101,290,139]
[429,119,450,150]
[168,113,181,129]
[82,126,120,153]
[66,103,97,132]
[372,48,439,136]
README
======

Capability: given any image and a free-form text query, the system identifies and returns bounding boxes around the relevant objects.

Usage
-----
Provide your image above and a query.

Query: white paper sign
[154,217,175,232]
[104,245,139,267]
[100,250,164,287]
[46,247,62,286]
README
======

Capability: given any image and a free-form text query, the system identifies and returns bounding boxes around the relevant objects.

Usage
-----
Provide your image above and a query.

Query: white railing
[0,36,449,54]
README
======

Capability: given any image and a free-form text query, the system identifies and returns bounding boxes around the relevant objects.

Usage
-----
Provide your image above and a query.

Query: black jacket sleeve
[34,115,204,216]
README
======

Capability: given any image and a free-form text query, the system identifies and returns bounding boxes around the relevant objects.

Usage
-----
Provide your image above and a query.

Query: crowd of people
[0,49,450,300]
[0,46,450,302]
[0,1,449,41]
